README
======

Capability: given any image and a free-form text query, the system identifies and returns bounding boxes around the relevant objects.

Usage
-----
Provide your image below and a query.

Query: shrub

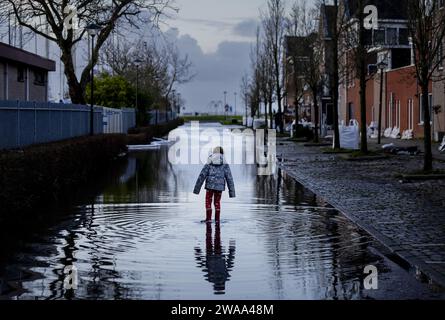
[127,118,184,145]
[0,134,127,221]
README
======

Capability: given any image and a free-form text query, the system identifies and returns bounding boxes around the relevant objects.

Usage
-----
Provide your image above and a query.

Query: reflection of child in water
[194,223,236,294]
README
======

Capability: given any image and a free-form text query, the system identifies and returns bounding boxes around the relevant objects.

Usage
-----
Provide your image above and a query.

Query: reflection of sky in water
[0,124,443,300]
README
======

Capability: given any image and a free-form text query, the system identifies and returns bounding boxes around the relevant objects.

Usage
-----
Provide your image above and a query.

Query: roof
[344,0,407,20]
[0,42,56,71]
[285,34,317,58]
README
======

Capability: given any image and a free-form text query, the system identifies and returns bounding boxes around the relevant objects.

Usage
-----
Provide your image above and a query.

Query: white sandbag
[439,136,445,152]
[390,127,401,139]
[384,127,393,138]
[336,119,360,150]
[401,130,413,140]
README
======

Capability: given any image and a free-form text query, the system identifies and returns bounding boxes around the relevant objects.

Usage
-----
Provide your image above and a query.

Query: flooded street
[0,123,443,300]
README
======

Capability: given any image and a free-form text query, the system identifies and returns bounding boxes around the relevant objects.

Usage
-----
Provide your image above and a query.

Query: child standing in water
[193,147,236,223]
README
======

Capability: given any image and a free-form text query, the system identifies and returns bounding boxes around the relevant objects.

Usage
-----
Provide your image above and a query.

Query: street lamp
[224,91,227,119]
[86,23,101,136]
[234,92,237,116]
[377,60,387,145]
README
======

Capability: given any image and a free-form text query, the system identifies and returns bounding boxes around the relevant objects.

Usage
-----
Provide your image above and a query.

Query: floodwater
[0,123,443,300]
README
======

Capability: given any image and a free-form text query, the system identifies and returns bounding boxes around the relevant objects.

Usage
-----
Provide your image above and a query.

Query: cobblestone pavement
[276,137,445,288]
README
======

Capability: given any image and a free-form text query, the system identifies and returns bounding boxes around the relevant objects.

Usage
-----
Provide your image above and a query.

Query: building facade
[338,0,430,138]
[0,42,55,102]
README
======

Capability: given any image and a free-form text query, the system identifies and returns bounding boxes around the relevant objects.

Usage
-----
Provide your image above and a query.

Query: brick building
[283,35,314,122]
[0,42,55,102]
[338,0,429,138]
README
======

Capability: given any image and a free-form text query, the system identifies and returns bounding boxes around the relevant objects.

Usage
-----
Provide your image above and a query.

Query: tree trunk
[275,61,283,133]
[264,101,268,128]
[358,0,368,153]
[332,0,341,149]
[61,49,85,104]
[313,90,319,143]
[421,82,433,172]
[268,99,273,129]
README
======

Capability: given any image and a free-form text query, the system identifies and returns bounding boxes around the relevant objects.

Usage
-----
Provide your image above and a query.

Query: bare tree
[248,28,262,118]
[407,0,445,172]
[0,0,176,104]
[163,42,195,108]
[286,0,311,136]
[330,0,349,149]
[258,37,276,129]
[262,0,287,133]
[357,0,368,153]
[302,33,323,143]
[340,0,371,153]
[240,73,251,121]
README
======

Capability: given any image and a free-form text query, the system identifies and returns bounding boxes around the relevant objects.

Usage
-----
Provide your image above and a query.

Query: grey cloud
[177,18,232,29]
[232,19,259,38]
[165,29,252,111]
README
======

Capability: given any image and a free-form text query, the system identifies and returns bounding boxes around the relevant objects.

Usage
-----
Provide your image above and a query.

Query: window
[408,99,414,130]
[374,28,385,45]
[348,103,354,121]
[34,70,45,86]
[388,93,394,128]
[17,67,25,82]
[387,28,398,45]
[399,28,409,46]
[420,94,433,124]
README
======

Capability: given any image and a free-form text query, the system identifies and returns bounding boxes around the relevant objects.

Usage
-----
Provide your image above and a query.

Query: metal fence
[103,107,136,134]
[148,110,178,125]
[0,100,136,150]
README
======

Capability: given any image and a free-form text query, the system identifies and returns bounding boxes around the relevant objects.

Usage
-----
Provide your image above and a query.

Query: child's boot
[215,210,220,223]
[205,209,212,223]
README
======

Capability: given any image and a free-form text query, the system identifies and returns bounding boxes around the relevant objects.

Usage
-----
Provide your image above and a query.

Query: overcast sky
[162,0,269,114]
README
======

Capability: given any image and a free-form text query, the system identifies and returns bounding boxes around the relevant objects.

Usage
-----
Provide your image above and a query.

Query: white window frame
[419,93,433,125]
[408,99,414,130]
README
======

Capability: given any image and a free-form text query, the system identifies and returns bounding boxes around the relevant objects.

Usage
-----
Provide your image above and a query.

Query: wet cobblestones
[277,139,445,287]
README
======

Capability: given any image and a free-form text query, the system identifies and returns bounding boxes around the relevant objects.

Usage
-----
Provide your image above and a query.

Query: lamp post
[234,92,237,116]
[134,58,143,124]
[86,23,101,136]
[224,90,227,119]
[377,60,387,145]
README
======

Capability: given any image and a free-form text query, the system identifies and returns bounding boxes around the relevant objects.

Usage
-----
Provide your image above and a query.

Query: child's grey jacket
[193,153,236,198]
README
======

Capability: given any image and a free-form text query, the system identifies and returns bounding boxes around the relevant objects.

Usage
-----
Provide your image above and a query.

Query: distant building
[283,35,315,123]
[318,3,336,128]
[0,42,55,102]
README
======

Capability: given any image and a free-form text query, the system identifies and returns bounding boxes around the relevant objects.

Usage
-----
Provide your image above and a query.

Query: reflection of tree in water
[47,202,131,300]
[102,149,179,203]
[194,224,236,295]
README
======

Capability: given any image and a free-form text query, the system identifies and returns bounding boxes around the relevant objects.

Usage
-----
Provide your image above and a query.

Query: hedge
[127,118,184,145]
[0,134,128,221]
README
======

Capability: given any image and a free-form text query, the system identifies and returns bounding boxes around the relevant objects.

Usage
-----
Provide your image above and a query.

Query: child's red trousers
[205,189,222,221]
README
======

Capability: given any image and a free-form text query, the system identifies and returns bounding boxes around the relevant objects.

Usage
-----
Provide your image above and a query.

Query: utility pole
[377,60,387,144]
[224,91,227,119]
[234,92,237,116]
